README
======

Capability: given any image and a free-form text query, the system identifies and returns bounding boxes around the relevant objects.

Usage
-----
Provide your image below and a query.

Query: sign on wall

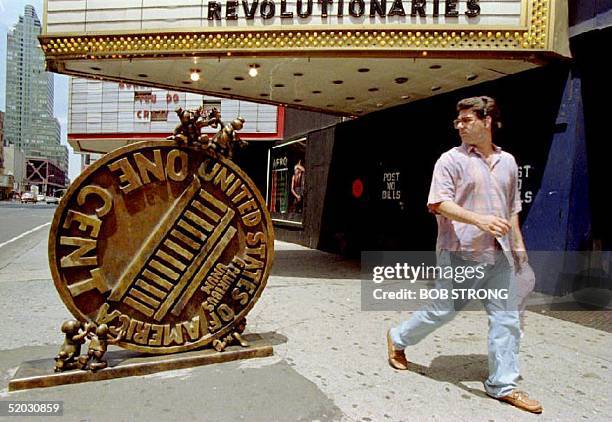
[381,170,401,201]
[68,79,278,135]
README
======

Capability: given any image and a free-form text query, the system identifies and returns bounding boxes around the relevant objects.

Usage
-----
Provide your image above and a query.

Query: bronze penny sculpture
[49,120,273,358]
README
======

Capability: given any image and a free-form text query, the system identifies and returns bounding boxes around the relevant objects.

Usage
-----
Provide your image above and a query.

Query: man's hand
[475,215,511,238]
[436,202,511,238]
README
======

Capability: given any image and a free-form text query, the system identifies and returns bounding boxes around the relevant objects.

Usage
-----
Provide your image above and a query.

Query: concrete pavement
[0,227,610,421]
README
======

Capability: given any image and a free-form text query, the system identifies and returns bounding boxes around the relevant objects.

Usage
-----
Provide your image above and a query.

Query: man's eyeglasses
[453,116,478,129]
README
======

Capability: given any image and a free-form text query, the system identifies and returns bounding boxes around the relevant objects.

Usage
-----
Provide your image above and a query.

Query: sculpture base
[9,333,272,392]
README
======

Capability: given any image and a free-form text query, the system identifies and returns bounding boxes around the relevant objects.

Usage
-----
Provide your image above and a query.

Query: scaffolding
[25,157,67,196]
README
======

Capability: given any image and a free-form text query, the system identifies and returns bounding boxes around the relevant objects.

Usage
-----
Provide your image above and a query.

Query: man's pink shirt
[427,143,522,264]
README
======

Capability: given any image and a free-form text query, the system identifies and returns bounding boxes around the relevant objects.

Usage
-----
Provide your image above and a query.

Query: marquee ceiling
[53,55,540,116]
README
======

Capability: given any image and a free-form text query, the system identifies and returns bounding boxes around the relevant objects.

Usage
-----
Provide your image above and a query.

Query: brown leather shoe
[491,390,542,414]
[387,329,408,370]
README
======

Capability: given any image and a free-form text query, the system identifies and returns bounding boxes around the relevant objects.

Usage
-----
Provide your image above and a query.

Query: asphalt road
[0,202,57,244]
[0,203,57,273]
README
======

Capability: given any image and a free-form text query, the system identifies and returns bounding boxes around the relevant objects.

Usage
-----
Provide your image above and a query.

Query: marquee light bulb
[248,64,260,77]
[190,69,201,81]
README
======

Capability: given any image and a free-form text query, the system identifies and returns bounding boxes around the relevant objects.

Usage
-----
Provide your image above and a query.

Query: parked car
[21,192,37,203]
[37,194,45,202]
[46,189,66,204]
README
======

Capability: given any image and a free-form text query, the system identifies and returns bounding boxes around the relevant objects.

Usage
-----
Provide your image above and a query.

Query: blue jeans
[390,252,521,398]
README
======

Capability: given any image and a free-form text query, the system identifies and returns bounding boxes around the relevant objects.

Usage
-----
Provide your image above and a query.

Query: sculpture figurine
[212,318,249,352]
[53,320,90,372]
[209,117,247,159]
[168,107,210,147]
[78,323,125,372]
[54,320,125,372]
[166,106,246,159]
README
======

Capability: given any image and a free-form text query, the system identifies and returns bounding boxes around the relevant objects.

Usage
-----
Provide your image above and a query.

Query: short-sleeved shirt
[427,143,522,264]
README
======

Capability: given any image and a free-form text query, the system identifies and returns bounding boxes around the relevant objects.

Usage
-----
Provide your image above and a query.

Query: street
[0,204,610,421]
[0,203,56,281]
[0,203,56,244]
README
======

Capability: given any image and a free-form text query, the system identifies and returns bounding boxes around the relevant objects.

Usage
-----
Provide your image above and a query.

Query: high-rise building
[0,111,4,167]
[4,5,68,176]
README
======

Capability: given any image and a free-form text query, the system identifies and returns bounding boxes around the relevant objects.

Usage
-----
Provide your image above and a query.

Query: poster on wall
[268,138,306,225]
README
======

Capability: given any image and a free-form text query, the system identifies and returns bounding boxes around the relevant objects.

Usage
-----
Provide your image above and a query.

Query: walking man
[386,96,542,413]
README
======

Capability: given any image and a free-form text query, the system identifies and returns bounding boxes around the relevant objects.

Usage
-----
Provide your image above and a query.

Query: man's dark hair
[456,96,502,129]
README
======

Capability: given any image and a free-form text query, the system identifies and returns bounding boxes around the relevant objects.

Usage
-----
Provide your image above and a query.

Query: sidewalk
[251,242,611,421]
[0,234,610,421]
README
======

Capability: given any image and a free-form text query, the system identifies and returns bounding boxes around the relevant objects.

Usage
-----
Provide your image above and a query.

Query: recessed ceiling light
[431,86,441,91]
[138,73,148,78]
[376,103,384,107]
[294,99,303,103]
[466,74,479,81]
[429,64,442,69]
[312,90,321,94]
[346,96,355,100]
[326,104,335,107]
[222,87,231,91]
[260,93,269,97]
[182,81,192,85]
[249,64,260,77]
[395,77,409,84]
[368,88,379,92]
[401,95,411,100]
[274,83,285,88]
[332,80,343,84]
[190,68,201,81]
[234,76,245,81]
[358,68,370,73]
[90,66,101,71]
[293,72,303,77]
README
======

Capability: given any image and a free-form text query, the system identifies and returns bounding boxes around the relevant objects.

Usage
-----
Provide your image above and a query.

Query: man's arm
[510,213,528,265]
[432,201,511,238]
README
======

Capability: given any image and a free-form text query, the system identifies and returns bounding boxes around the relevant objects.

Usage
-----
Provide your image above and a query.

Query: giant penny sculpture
[49,110,273,361]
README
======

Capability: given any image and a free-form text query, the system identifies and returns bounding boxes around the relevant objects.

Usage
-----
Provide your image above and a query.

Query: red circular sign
[352,179,364,199]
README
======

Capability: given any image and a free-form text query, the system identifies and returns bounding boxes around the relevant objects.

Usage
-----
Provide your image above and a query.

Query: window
[268,138,306,225]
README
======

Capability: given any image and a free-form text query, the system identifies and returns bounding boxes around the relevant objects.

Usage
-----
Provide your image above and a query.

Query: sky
[1,0,81,181]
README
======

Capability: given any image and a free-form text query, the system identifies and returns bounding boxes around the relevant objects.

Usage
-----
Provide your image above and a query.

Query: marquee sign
[200,0,517,27]
[42,0,563,54]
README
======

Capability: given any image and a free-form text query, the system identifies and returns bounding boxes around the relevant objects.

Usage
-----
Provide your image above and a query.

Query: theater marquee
[203,0,501,25]
[40,0,569,116]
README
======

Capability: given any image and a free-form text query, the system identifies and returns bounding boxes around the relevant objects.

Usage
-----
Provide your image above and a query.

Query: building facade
[0,111,4,168]
[4,5,68,179]
[1,144,26,194]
